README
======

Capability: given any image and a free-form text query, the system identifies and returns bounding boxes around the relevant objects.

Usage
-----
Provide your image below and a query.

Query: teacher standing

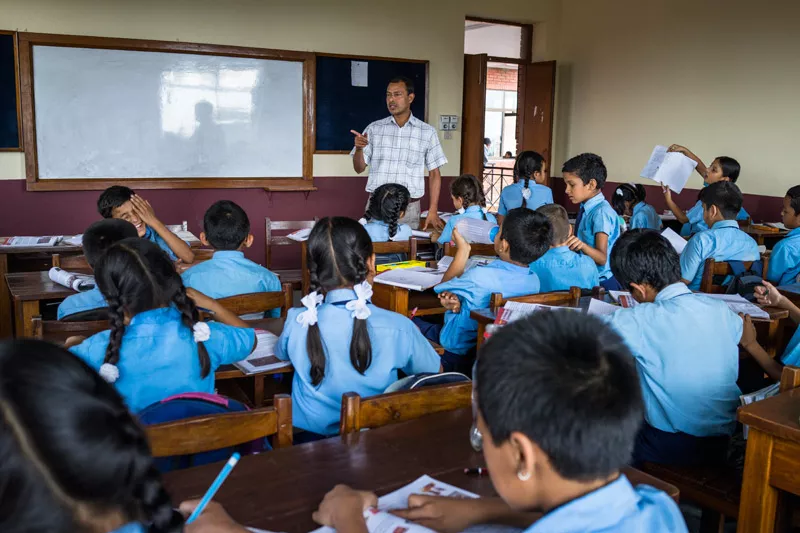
[351,76,448,230]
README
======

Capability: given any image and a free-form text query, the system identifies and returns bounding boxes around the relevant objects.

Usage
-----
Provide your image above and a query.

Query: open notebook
[374,267,444,291]
[233,330,291,375]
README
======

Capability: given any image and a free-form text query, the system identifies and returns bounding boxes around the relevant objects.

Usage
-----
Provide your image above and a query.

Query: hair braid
[385,193,402,239]
[349,254,372,375]
[306,253,326,386]
[172,286,211,379]
[104,296,126,367]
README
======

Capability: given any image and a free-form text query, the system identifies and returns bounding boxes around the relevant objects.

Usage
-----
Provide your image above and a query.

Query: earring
[517,469,531,481]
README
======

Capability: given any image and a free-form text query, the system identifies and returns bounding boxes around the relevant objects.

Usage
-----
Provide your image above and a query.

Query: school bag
[723,260,764,302]
[383,372,470,393]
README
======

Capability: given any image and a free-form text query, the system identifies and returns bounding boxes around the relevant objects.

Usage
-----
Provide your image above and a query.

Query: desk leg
[477,323,486,349]
[765,320,780,358]
[737,429,778,533]
[0,254,10,338]
[254,375,265,407]
[14,300,39,338]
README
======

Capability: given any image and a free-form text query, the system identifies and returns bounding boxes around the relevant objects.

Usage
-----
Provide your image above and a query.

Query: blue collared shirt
[70,307,255,413]
[607,283,742,436]
[529,246,599,292]
[498,181,553,215]
[680,200,750,236]
[577,193,620,281]
[630,202,663,231]
[524,475,687,533]
[57,286,107,319]
[766,227,800,286]
[111,524,145,533]
[780,326,800,367]
[143,226,187,261]
[362,220,413,242]
[435,261,540,354]
[275,288,441,435]
[437,206,498,244]
[680,220,760,290]
[181,251,282,318]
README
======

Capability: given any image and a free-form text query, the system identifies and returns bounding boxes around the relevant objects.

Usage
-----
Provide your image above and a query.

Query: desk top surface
[5,271,75,300]
[738,388,800,443]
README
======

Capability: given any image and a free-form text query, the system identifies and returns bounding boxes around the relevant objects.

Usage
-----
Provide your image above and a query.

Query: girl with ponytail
[497,150,553,223]
[612,183,662,230]
[68,238,257,413]
[362,183,413,264]
[432,174,498,244]
[275,217,441,439]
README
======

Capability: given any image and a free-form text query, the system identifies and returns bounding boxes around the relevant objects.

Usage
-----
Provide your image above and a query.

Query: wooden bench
[265,218,317,292]
[210,283,293,319]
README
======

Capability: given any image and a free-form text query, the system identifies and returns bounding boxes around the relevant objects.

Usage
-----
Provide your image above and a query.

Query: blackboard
[0,32,21,150]
[315,54,428,152]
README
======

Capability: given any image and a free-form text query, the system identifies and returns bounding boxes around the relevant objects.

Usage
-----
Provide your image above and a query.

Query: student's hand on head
[63,335,86,349]
[392,494,480,533]
[350,130,369,150]
[754,281,785,308]
[180,500,249,533]
[738,313,759,348]
[129,194,159,227]
[312,485,377,529]
[565,235,584,252]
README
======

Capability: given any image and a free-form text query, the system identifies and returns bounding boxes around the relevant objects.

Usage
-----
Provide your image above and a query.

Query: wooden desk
[5,271,76,337]
[736,389,800,533]
[741,226,788,249]
[371,283,444,318]
[163,408,679,533]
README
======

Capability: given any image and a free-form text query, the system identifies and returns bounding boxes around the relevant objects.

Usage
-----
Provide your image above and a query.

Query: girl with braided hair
[362,183,413,264]
[276,217,441,440]
[431,174,498,244]
[68,238,256,413]
[611,183,662,231]
[497,150,553,224]
[0,339,248,532]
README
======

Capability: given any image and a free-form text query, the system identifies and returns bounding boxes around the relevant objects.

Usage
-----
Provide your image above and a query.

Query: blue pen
[186,452,241,524]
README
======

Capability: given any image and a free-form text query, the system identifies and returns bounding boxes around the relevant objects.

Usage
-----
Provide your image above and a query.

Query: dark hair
[451,174,487,220]
[94,238,211,379]
[477,312,643,481]
[715,156,740,182]
[97,185,135,219]
[203,200,251,251]
[562,153,607,189]
[483,137,491,145]
[364,184,411,239]
[786,185,800,214]
[513,150,546,192]
[700,181,743,219]
[536,204,570,244]
[82,219,138,269]
[610,229,681,292]
[388,76,414,95]
[503,151,513,158]
[305,218,374,386]
[611,183,646,217]
[500,208,552,264]
[0,339,182,533]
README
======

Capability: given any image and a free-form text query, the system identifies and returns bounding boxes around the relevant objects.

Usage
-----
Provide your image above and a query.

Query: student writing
[312,312,687,533]
[497,150,553,223]
[765,185,800,286]
[680,181,759,290]
[181,200,281,317]
[97,185,194,263]
[68,238,256,413]
[612,183,662,231]
[529,204,599,291]
[57,219,138,320]
[275,217,441,439]
[431,174,497,245]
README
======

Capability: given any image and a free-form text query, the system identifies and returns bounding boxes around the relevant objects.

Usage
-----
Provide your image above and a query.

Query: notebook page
[587,298,620,316]
[374,267,444,291]
[654,152,697,193]
[661,227,687,254]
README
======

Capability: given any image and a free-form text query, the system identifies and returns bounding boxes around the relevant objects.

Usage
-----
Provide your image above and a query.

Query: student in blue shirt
[766,185,800,286]
[497,150,553,223]
[362,183,413,264]
[530,204,599,291]
[606,229,745,466]
[97,185,194,263]
[68,238,256,413]
[432,174,497,245]
[312,312,687,533]
[680,181,760,290]
[57,219,138,319]
[276,217,441,439]
[417,208,549,374]
[661,145,749,236]
[563,153,622,290]
[182,200,281,317]
[612,183,662,231]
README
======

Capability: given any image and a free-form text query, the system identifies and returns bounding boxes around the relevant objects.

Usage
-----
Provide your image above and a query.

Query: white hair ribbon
[297,292,324,328]
[99,363,120,383]
[521,188,532,200]
[345,281,373,320]
[457,207,466,215]
[193,322,211,342]
[615,188,625,197]
[358,217,368,225]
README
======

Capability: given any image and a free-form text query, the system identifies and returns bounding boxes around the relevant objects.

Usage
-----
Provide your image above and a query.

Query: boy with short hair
[530,204,599,291]
[312,312,688,533]
[182,200,281,317]
[97,185,194,263]
[608,229,744,466]
[415,208,550,374]
[680,181,759,290]
[766,185,800,286]
[562,153,622,290]
[56,219,138,319]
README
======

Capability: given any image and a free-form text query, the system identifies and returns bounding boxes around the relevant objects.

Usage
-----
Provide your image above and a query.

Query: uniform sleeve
[69,334,107,372]
[275,312,297,361]
[680,235,707,283]
[485,212,498,224]
[629,211,646,230]
[498,191,509,216]
[437,217,456,244]
[766,240,788,283]
[435,269,479,300]
[204,323,256,367]
[400,323,442,375]
[391,224,413,242]
[591,207,618,237]
[545,187,554,204]
[424,129,448,171]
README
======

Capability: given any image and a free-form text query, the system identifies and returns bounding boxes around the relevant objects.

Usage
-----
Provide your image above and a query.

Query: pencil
[186,452,241,524]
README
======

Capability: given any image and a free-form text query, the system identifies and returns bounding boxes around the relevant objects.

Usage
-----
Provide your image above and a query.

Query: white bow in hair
[521,187,532,200]
[346,281,373,320]
[193,322,211,342]
[99,363,120,383]
[297,292,324,328]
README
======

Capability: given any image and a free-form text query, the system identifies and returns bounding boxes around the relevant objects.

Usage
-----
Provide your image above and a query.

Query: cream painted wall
[0,0,560,180]
[555,0,800,196]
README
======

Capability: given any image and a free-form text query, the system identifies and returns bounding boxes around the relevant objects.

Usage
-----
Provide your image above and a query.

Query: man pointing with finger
[351,76,448,230]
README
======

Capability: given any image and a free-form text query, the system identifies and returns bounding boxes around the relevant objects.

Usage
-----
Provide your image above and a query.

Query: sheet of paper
[640,145,697,193]
[0,236,60,247]
[608,290,639,308]
[437,255,454,271]
[174,229,200,244]
[661,227,687,254]
[287,228,312,242]
[63,234,83,246]
[587,298,620,316]
[374,267,444,291]
[48,267,95,291]
[641,145,667,179]
[702,294,770,320]
[351,60,368,87]
[456,218,498,245]
[233,330,292,375]
[411,230,431,238]
[767,222,788,230]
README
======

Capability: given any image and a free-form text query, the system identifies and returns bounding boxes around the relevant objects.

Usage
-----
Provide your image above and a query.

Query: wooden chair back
[146,394,292,456]
[489,286,582,312]
[699,258,761,294]
[210,283,293,319]
[442,242,496,258]
[52,253,92,274]
[339,382,472,435]
[191,249,215,261]
[737,218,752,228]
[779,365,800,392]
[31,315,109,343]
[265,218,316,269]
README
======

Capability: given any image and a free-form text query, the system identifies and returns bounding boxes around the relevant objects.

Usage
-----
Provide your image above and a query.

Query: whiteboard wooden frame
[18,32,316,192]
[0,30,23,152]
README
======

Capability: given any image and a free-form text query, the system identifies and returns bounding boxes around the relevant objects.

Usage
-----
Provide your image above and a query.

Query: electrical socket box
[438,115,459,131]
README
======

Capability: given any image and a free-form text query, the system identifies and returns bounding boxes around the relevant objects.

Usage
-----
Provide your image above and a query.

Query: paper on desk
[62,234,83,246]
[374,267,443,291]
[608,290,639,308]
[233,330,291,375]
[702,293,770,320]
[641,145,697,193]
[0,236,60,247]
[767,222,788,230]
[287,228,312,242]
[587,298,620,316]
[661,227,687,254]
[48,267,95,292]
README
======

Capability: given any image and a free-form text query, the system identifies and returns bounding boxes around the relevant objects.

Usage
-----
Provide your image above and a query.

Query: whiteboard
[32,45,304,179]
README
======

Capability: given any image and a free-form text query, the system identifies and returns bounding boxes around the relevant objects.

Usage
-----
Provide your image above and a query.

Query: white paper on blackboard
[351,61,368,87]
